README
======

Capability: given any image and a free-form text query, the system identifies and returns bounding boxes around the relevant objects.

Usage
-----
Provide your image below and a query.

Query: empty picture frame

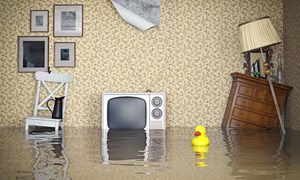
[54,4,83,37]
[30,10,49,32]
[54,42,76,67]
[18,36,49,72]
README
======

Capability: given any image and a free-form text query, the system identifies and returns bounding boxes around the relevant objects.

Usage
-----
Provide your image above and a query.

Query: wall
[283,0,300,130]
[0,0,283,127]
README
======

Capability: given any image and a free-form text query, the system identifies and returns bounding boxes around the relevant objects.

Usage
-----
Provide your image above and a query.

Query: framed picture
[249,52,266,77]
[54,5,83,37]
[243,47,273,77]
[18,36,49,72]
[30,10,49,32]
[54,42,76,67]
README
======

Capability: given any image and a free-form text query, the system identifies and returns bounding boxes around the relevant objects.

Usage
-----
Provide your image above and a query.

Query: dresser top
[231,72,293,91]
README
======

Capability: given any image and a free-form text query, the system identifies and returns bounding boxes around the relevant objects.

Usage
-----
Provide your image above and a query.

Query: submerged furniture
[25,71,72,135]
[222,72,293,130]
[238,16,287,134]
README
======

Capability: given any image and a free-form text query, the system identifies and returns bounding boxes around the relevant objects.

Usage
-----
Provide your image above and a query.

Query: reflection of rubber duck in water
[192,145,209,159]
[192,126,209,167]
[192,125,209,146]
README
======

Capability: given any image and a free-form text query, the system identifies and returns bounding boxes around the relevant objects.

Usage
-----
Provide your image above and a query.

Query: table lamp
[238,16,286,134]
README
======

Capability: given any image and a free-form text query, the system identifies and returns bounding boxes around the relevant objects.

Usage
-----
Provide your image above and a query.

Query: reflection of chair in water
[26,133,70,179]
[101,129,166,164]
[25,71,72,136]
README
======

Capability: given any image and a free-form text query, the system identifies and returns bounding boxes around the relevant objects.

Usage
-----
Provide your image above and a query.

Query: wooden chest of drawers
[222,72,293,130]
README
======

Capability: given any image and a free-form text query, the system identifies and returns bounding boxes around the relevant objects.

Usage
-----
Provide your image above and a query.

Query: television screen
[107,97,147,129]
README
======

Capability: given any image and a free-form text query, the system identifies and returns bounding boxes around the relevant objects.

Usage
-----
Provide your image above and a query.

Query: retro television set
[102,92,166,129]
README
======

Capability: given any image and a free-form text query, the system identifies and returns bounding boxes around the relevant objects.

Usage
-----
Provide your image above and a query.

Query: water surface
[1,127,300,179]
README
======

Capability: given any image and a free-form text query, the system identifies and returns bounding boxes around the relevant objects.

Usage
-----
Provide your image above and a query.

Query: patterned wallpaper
[0,0,283,128]
[283,0,300,130]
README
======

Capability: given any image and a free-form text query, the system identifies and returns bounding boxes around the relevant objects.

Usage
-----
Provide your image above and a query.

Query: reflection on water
[101,129,167,174]
[102,129,166,163]
[1,127,300,179]
[20,129,70,180]
[102,129,148,162]
[191,145,209,167]
[223,129,292,180]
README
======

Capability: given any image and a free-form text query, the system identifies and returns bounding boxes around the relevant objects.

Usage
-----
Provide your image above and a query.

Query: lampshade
[239,16,281,53]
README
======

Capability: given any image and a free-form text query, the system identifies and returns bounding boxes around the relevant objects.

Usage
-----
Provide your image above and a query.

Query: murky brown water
[1,127,300,179]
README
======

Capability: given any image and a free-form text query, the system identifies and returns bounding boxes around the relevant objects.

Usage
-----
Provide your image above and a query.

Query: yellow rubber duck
[192,125,209,146]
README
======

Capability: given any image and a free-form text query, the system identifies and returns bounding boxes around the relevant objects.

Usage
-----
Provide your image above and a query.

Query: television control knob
[152,108,162,119]
[152,96,162,107]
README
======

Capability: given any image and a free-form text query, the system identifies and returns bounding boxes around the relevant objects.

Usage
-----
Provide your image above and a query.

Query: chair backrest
[33,71,73,124]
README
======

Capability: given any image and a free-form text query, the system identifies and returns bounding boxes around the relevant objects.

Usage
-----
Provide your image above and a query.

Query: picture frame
[18,36,49,73]
[54,42,76,67]
[249,52,266,77]
[30,10,49,32]
[53,4,83,37]
[243,47,273,77]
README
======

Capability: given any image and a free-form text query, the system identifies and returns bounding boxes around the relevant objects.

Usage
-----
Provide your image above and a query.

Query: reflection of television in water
[101,129,166,164]
[102,93,166,129]
[101,129,149,163]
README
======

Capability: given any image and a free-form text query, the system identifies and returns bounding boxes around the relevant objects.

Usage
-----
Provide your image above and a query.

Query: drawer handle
[269,107,274,112]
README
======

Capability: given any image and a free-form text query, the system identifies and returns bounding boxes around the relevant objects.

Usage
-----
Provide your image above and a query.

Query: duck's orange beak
[195,131,201,136]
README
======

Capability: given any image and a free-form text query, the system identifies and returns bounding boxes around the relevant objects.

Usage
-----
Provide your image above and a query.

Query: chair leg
[25,120,29,131]
[55,123,59,134]
[55,129,59,136]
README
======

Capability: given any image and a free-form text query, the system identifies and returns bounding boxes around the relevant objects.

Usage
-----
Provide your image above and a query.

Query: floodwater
[1,127,300,180]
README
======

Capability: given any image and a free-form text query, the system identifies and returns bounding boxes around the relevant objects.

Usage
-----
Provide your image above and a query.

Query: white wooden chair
[25,71,73,135]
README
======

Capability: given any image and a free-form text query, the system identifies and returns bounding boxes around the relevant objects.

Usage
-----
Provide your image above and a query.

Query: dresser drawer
[254,88,275,104]
[255,89,266,101]
[263,116,276,128]
[264,91,285,105]
[265,93,274,103]
[251,103,276,116]
[265,106,276,116]
[238,85,255,97]
[235,96,277,116]
[232,108,277,128]
[235,96,253,108]
[232,108,246,119]
[229,119,266,129]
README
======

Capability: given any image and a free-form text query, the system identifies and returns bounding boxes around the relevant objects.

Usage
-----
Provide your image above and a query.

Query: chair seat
[25,116,62,134]
[26,116,62,122]
[25,131,60,140]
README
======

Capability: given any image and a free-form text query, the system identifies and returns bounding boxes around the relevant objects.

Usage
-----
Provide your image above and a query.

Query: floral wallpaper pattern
[283,0,300,130]
[0,0,283,128]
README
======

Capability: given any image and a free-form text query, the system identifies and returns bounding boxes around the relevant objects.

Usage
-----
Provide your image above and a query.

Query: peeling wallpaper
[0,0,283,127]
